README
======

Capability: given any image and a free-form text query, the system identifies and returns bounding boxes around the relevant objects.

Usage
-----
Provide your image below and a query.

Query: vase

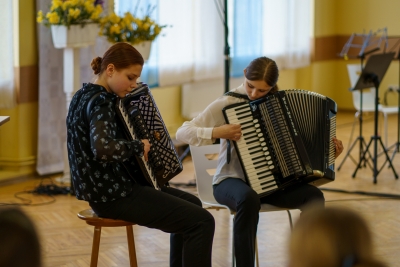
[51,24,99,49]
[132,41,152,61]
[51,23,99,181]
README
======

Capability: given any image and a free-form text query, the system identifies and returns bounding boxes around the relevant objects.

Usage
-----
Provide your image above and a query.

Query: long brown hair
[91,42,144,75]
[244,56,279,94]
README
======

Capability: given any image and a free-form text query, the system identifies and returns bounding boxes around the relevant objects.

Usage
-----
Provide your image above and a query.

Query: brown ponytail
[91,56,102,75]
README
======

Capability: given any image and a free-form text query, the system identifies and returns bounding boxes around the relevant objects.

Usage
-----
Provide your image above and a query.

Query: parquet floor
[1,110,400,267]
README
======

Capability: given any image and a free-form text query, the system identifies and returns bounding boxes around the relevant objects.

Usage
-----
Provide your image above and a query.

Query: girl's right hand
[212,124,242,141]
[141,139,151,161]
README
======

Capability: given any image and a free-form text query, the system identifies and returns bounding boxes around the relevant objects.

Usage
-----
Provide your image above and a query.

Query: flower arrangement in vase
[37,0,104,48]
[99,5,168,60]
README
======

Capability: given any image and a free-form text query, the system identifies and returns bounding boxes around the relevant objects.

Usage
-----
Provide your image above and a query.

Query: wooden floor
[1,110,400,267]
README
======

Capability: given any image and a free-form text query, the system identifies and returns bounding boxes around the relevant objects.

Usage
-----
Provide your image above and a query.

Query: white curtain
[0,0,15,108]
[157,0,311,83]
[157,0,225,86]
[261,0,311,69]
[117,0,311,86]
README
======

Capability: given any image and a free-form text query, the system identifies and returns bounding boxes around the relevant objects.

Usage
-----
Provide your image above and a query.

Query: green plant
[99,8,167,45]
[36,0,103,28]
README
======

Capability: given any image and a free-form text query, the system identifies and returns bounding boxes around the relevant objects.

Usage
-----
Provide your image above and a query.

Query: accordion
[115,83,183,189]
[222,89,337,197]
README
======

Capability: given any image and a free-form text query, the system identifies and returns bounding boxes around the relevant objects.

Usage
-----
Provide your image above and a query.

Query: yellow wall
[308,0,400,110]
[314,0,337,37]
[1,0,400,181]
[0,0,38,181]
[336,0,400,35]
[150,86,184,138]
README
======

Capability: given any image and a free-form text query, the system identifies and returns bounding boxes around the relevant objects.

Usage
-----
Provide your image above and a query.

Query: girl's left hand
[333,137,344,159]
[141,139,151,161]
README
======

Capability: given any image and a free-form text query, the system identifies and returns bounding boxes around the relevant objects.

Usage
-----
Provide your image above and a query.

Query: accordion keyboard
[224,103,278,195]
[117,100,159,190]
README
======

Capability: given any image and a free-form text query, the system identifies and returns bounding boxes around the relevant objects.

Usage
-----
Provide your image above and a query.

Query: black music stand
[337,57,374,171]
[337,29,387,170]
[387,45,400,161]
[352,52,398,183]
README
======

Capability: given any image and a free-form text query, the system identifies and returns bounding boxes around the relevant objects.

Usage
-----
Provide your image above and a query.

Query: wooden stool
[77,209,138,267]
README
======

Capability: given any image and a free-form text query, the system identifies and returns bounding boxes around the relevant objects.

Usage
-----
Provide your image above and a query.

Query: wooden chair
[77,209,138,267]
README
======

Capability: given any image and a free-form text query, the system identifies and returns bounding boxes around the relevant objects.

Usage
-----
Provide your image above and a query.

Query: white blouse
[176,83,249,185]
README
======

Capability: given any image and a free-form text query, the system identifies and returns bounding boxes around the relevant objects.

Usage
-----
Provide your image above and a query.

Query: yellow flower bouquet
[99,11,167,45]
[36,0,103,28]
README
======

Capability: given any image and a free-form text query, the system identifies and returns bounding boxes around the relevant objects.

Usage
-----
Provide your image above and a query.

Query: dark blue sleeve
[88,95,144,162]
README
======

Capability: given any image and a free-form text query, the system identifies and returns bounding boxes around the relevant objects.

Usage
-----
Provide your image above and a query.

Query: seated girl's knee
[303,185,325,201]
[239,190,261,212]
[312,188,325,202]
[306,188,325,208]
[200,210,216,231]
[184,193,203,207]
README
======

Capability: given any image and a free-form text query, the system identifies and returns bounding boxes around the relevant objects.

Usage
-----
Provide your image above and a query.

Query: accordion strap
[224,91,250,101]
[224,91,249,164]
[85,92,102,125]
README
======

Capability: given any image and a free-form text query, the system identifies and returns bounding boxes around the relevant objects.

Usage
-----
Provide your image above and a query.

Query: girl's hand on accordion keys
[141,139,151,161]
[333,137,344,159]
[212,124,242,141]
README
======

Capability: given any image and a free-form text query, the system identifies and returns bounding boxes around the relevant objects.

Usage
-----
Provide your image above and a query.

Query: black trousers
[89,184,215,267]
[213,178,324,267]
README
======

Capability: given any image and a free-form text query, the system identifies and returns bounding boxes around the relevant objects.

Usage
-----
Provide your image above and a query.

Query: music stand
[337,58,375,171]
[387,41,400,161]
[351,52,398,183]
[337,29,387,170]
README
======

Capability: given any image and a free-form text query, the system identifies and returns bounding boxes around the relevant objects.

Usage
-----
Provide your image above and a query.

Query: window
[0,0,15,108]
[116,0,311,86]
[229,0,311,76]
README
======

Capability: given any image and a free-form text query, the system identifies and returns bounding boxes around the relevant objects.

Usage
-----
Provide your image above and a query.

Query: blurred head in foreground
[288,205,387,267]
[0,207,41,267]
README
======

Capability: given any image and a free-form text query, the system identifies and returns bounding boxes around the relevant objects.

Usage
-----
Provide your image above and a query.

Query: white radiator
[181,77,244,119]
